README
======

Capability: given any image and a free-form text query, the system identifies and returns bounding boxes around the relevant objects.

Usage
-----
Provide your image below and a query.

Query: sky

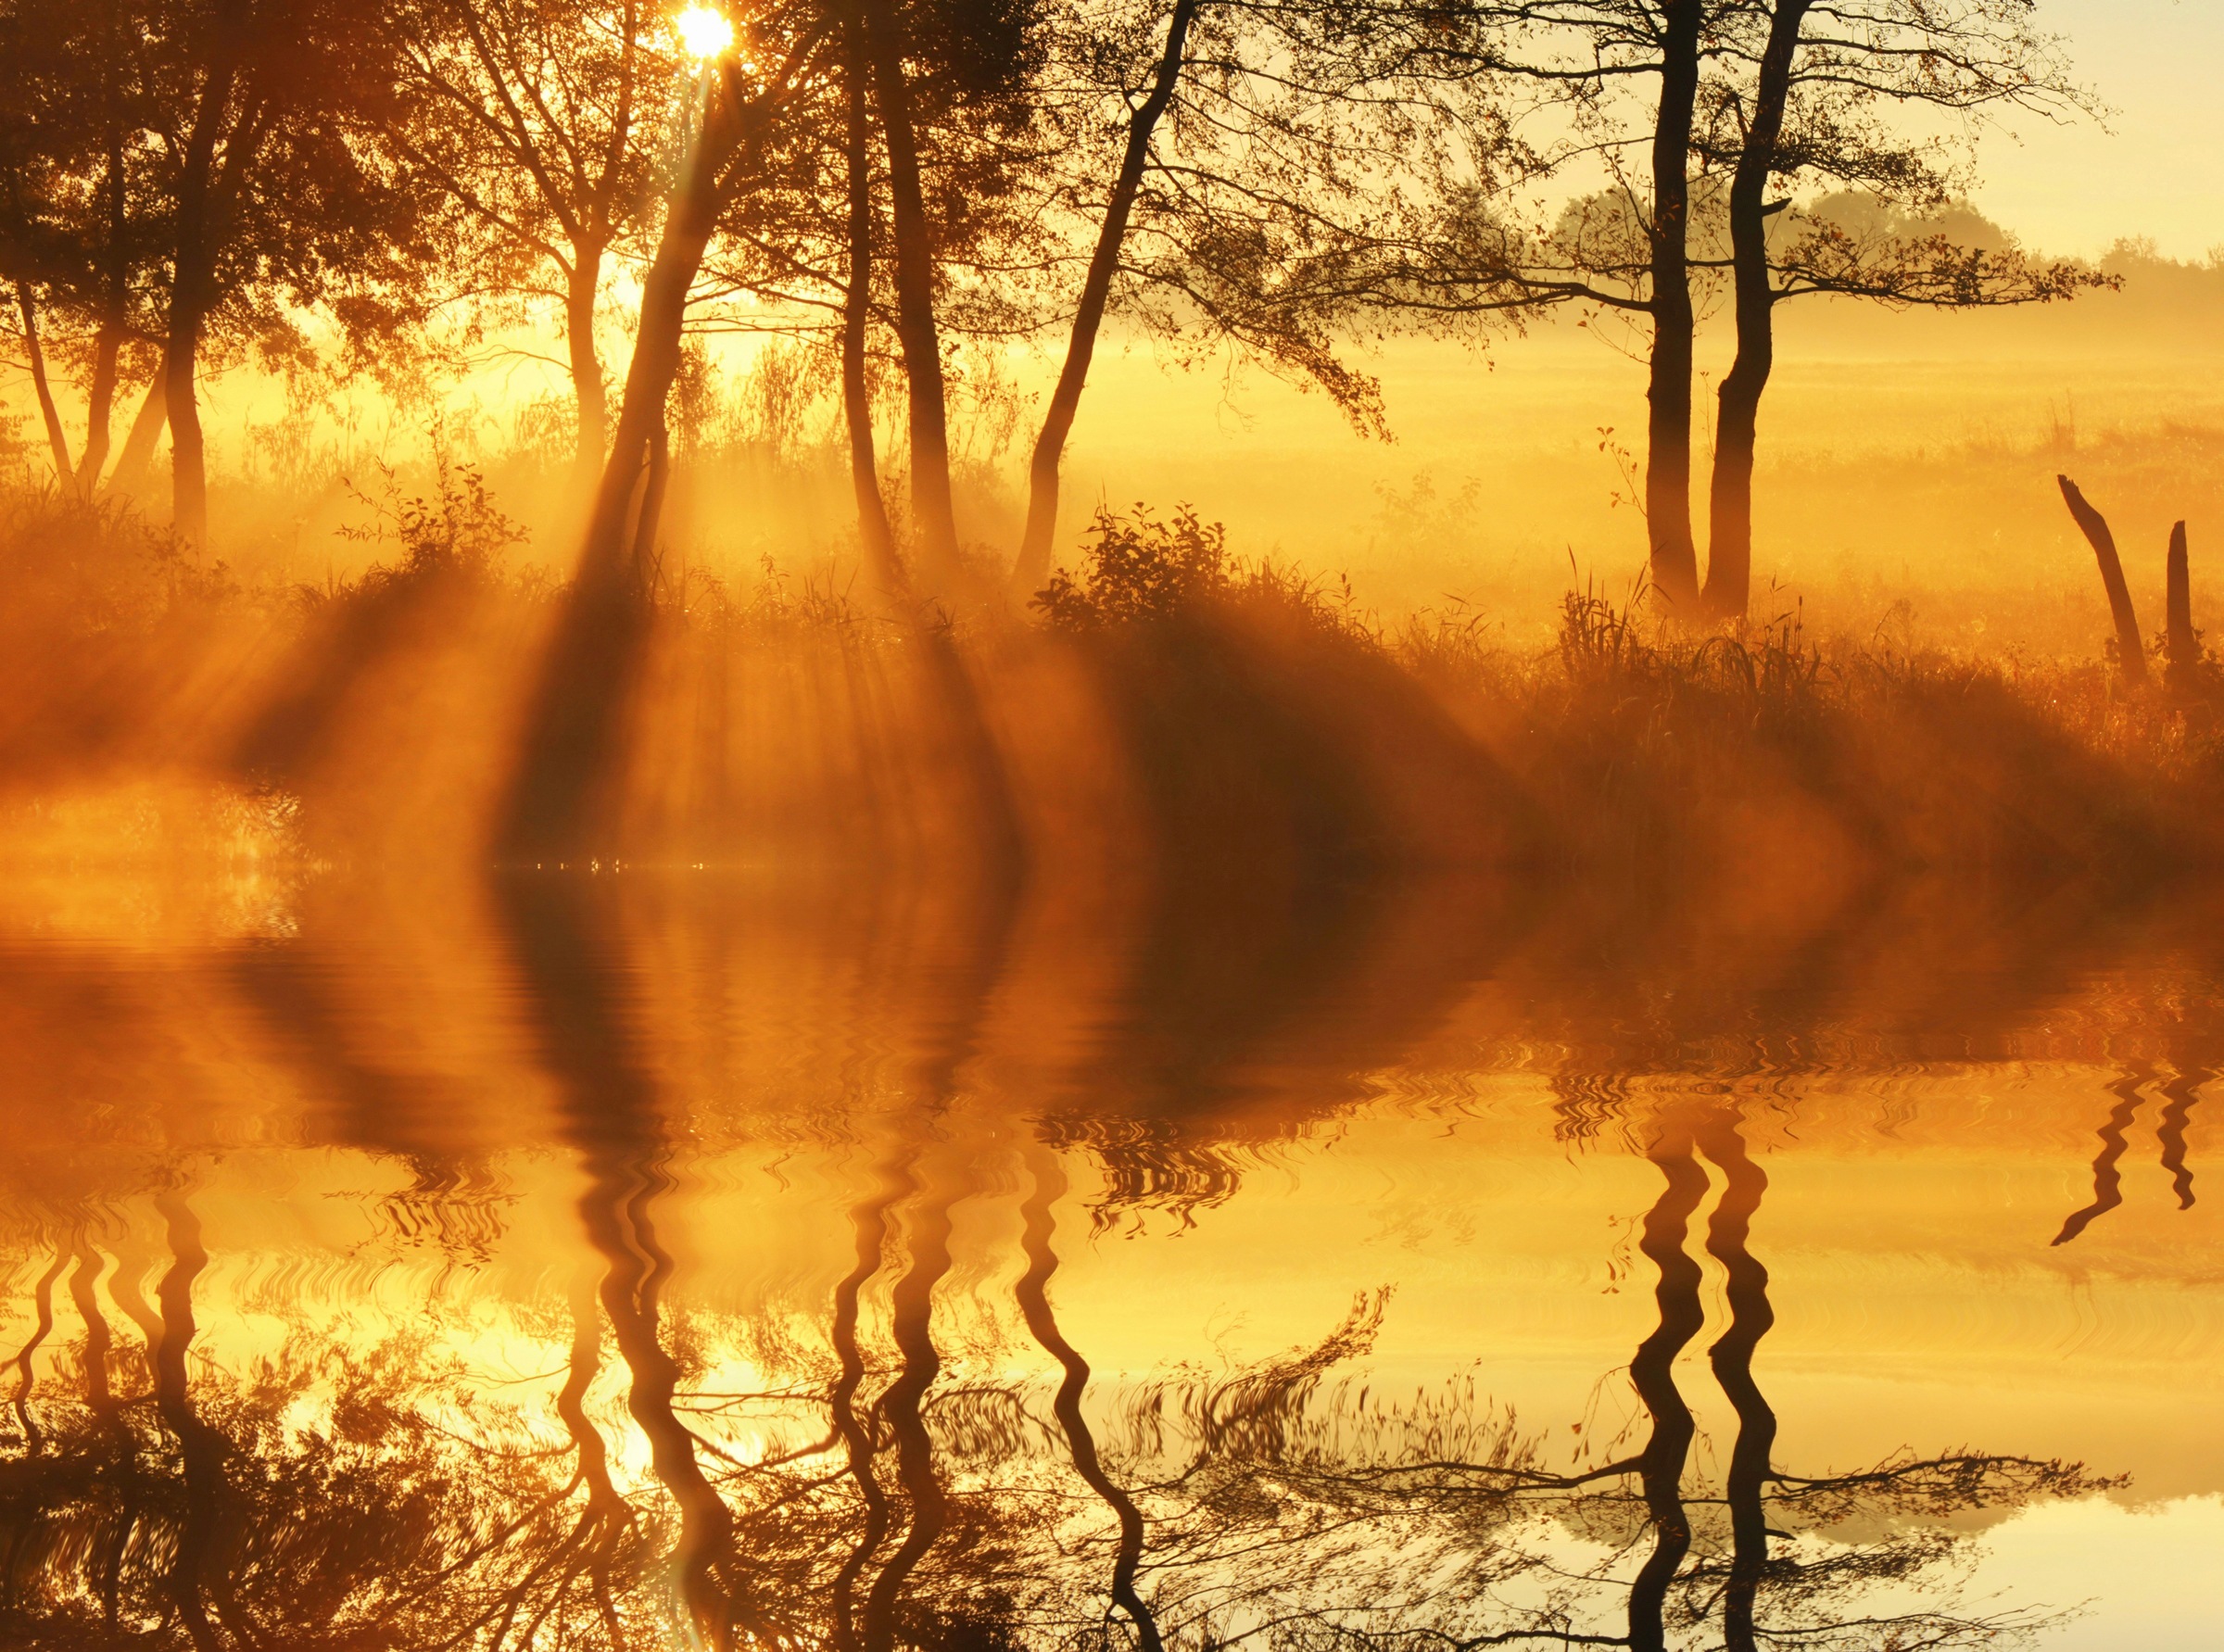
[1971,0,2224,260]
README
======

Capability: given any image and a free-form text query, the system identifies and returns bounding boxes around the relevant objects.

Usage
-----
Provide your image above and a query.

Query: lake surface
[2,857,2218,1649]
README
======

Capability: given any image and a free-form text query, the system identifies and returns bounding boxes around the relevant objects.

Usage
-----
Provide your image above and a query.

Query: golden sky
[1974,0,2224,259]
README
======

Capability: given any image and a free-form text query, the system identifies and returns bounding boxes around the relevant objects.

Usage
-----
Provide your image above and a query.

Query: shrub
[1032,503,1229,628]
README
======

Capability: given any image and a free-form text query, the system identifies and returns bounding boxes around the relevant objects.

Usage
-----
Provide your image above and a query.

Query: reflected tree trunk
[151,1185,242,1651]
[496,875,750,1646]
[1625,1127,1708,1652]
[8,1247,67,1453]
[829,1164,904,1652]
[860,1172,955,1652]
[1016,1146,1162,1652]
[2053,1064,2150,1245]
[2156,1062,2205,1211]
[1699,1113,1777,1652]
[70,1235,134,1641]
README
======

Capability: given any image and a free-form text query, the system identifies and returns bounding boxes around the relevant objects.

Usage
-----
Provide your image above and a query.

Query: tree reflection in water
[0,1103,2110,1650]
[0,853,2176,1649]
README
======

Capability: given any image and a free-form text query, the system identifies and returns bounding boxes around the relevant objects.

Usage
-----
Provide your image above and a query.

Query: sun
[674,5,735,61]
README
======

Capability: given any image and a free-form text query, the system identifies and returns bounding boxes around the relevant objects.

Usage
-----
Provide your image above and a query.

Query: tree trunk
[80,101,129,491]
[576,182,714,594]
[166,54,238,549]
[2057,474,2148,688]
[14,284,76,485]
[1644,0,1704,616]
[841,20,904,600]
[563,247,609,484]
[1011,0,1200,597]
[861,0,961,590]
[166,297,210,546]
[1702,0,1811,624]
[2166,520,2196,696]
[79,310,124,492]
[105,361,169,497]
[503,82,731,861]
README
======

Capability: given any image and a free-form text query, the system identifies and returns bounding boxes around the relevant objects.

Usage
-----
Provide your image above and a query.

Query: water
[2,859,2218,1649]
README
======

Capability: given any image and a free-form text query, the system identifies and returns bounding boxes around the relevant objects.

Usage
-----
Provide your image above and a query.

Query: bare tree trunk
[105,359,169,497]
[563,247,609,484]
[2166,520,2196,695]
[1702,0,1812,624]
[14,284,76,485]
[1644,0,1703,616]
[842,17,904,600]
[861,0,961,590]
[2057,474,2147,688]
[1011,0,1200,597]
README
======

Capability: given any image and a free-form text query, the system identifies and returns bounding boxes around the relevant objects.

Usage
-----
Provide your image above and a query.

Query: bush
[1032,502,1229,628]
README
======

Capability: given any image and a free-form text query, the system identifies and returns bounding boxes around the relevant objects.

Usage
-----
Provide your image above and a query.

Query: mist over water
[2,718,2222,1646]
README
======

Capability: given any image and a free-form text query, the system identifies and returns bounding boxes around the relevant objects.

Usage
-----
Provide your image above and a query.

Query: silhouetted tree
[1695,0,2103,621]
[0,0,171,491]
[134,0,430,546]
[388,0,689,488]
[1008,0,1532,595]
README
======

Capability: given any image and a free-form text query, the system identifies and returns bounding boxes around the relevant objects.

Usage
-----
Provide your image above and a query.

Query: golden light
[674,5,735,60]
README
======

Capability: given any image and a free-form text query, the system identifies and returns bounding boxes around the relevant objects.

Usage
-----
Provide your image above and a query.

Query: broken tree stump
[2166,520,2197,696]
[2058,474,2148,688]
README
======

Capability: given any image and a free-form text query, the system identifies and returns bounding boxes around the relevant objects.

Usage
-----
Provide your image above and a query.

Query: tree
[1006,0,1534,595]
[387,0,686,487]
[137,0,428,546]
[567,8,830,597]
[853,0,1046,594]
[1012,0,1199,593]
[1695,0,2104,621]
[1430,1,1745,615]
[0,0,171,493]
